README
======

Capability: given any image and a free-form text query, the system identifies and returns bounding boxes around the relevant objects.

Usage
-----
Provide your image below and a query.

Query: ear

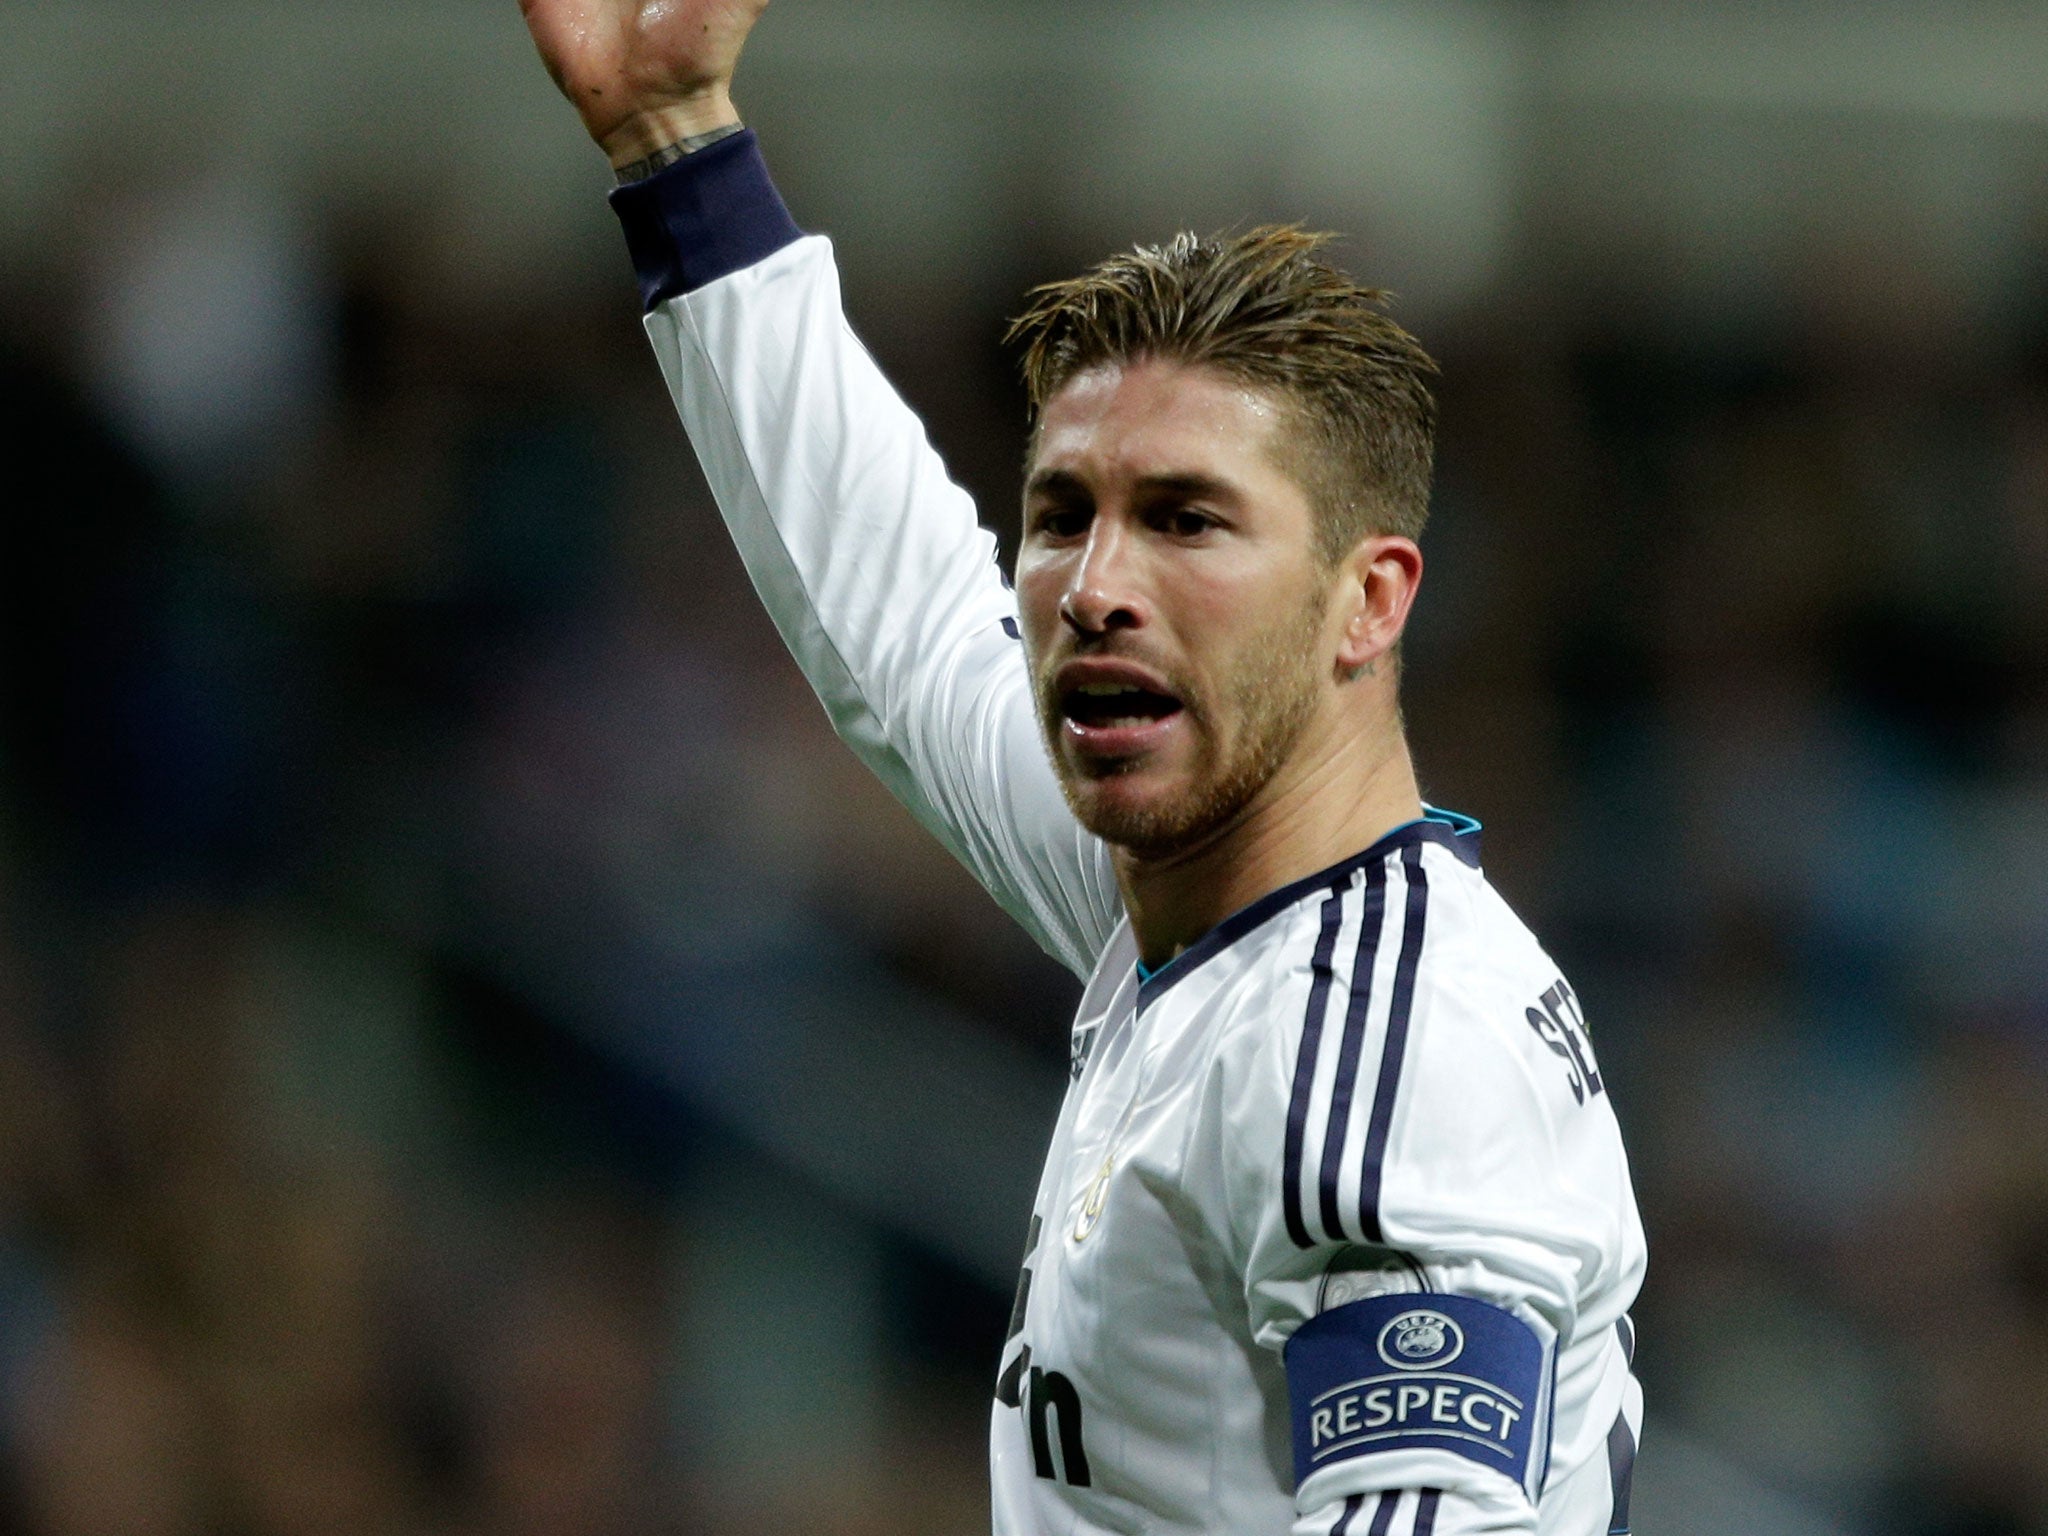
[1333,535,1423,676]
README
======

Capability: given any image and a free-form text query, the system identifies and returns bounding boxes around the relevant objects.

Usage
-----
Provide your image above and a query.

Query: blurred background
[2,1,2047,1532]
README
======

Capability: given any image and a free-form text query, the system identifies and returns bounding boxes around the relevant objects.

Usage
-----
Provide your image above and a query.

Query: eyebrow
[1023,467,1243,503]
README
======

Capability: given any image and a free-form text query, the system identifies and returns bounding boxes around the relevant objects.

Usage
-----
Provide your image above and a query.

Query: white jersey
[609,132,1647,1536]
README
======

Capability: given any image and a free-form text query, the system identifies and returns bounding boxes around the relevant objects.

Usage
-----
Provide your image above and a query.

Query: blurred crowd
[1418,262,2048,1534]
[2,107,2048,1536]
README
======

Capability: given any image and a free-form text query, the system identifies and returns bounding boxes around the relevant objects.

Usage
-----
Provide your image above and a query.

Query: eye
[1030,503,1092,540]
[1153,505,1216,539]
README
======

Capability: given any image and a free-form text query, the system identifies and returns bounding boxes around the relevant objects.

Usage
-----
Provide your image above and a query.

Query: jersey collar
[1134,807,1481,1013]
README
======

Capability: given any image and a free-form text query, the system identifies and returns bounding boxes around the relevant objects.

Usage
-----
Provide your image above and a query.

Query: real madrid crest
[1073,1153,1113,1241]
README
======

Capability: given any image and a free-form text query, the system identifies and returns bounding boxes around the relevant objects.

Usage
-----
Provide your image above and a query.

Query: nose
[1058,518,1146,636]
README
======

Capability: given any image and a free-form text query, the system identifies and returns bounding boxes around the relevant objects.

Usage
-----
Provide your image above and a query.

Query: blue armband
[1283,1293,1555,1501]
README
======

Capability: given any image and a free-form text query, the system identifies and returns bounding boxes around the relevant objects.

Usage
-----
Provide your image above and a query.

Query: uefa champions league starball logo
[1375,1309,1465,1370]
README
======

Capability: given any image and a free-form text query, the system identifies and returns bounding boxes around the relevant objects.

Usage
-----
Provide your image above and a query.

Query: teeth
[1075,682,1142,696]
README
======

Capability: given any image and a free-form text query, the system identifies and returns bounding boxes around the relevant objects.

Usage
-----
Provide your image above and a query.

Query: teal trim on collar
[1404,805,1482,839]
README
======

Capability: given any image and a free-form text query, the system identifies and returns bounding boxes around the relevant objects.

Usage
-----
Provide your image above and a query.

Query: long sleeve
[1299,1485,1531,1536]
[1199,841,1642,1532]
[610,133,1121,978]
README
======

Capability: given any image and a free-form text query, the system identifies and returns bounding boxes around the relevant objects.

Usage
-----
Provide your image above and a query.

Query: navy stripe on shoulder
[1412,1490,1443,1536]
[1365,1490,1401,1536]
[608,129,803,311]
[1136,809,1476,1013]
[1328,1493,1366,1536]
[1318,859,1388,1241]
[1283,888,1348,1250]
[1359,840,1430,1243]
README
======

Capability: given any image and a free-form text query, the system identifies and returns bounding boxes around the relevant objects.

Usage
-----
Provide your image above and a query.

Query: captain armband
[1283,1292,1556,1503]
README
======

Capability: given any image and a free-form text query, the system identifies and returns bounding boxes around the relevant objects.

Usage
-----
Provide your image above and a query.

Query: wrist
[599,89,742,172]
[607,123,802,310]
[612,123,746,185]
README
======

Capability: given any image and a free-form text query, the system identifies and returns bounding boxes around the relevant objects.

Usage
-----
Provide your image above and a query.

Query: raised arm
[519,0,1120,975]
[518,0,760,173]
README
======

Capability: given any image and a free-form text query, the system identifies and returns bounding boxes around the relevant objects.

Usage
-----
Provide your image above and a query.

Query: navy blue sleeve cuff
[607,129,804,312]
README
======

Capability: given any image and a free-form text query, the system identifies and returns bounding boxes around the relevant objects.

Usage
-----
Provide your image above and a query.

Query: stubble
[1035,592,1329,861]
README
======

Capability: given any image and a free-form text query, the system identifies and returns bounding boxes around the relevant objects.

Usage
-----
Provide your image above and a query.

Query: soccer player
[518,2,1646,1532]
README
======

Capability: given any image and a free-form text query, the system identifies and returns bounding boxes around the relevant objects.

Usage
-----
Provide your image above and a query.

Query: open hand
[519,0,770,166]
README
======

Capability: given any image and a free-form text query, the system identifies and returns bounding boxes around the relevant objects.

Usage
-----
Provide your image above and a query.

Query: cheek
[1190,567,1315,653]
[1012,556,1065,648]
[1205,576,1331,694]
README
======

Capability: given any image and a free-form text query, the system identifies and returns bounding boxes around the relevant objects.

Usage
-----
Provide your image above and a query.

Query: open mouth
[1061,682,1185,732]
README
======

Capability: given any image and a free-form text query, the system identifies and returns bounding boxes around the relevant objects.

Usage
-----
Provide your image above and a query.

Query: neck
[1114,719,1424,968]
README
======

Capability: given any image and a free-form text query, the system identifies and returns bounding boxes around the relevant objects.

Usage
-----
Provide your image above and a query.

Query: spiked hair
[1006,226,1439,561]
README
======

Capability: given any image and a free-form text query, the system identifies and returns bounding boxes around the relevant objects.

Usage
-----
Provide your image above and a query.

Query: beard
[1034,593,1327,861]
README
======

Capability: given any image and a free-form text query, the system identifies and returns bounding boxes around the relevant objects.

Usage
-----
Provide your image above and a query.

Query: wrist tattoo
[613,123,745,185]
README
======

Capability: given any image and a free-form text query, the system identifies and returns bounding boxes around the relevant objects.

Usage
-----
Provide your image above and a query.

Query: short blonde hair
[1006,226,1439,560]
